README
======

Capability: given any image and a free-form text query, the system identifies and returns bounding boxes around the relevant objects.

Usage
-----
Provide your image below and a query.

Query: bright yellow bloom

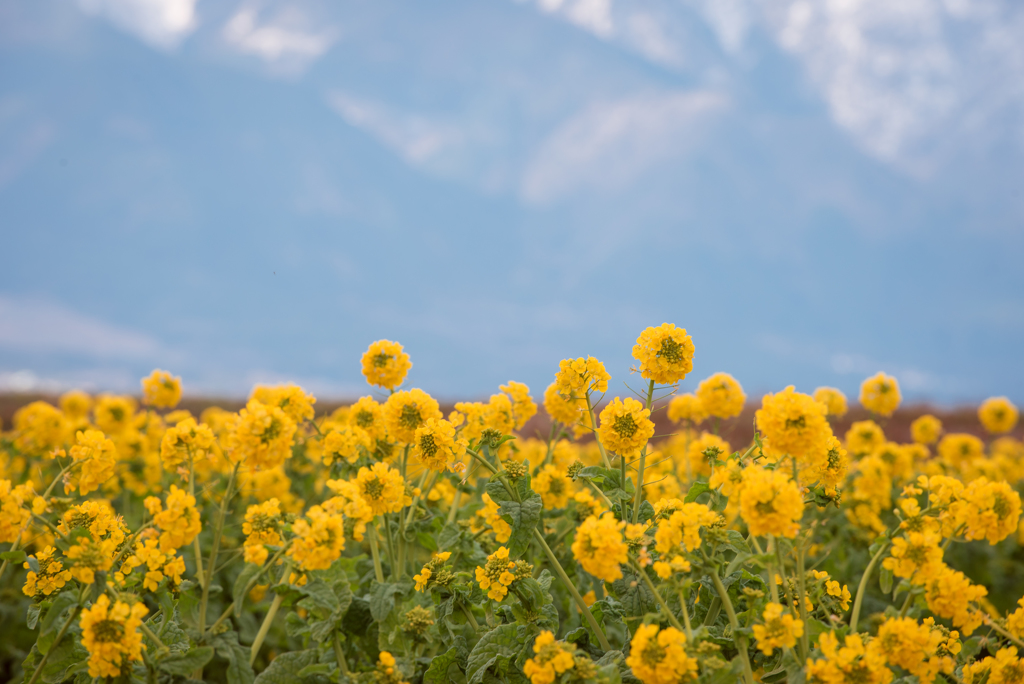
[911,415,943,445]
[814,387,848,417]
[625,624,698,684]
[475,546,530,601]
[321,424,373,466]
[149,484,202,551]
[250,384,316,424]
[555,357,610,398]
[353,462,409,516]
[347,396,387,441]
[472,492,512,543]
[374,651,409,684]
[667,393,706,424]
[597,397,654,458]
[523,631,579,684]
[937,433,984,471]
[1007,597,1024,640]
[654,502,718,556]
[0,479,34,543]
[757,386,832,468]
[361,339,412,390]
[860,372,901,417]
[739,466,804,538]
[141,369,182,408]
[412,418,466,472]
[94,395,137,434]
[979,396,1019,434]
[66,535,118,584]
[287,505,345,571]
[543,382,585,429]
[413,551,451,592]
[816,436,849,492]
[752,602,804,655]
[806,632,893,684]
[230,399,297,470]
[572,513,627,582]
[923,565,987,635]
[243,498,282,564]
[826,580,852,611]
[876,617,956,684]
[500,381,537,429]
[685,432,730,478]
[533,463,573,509]
[12,401,66,454]
[80,594,148,678]
[383,388,442,444]
[67,429,117,496]
[882,531,943,583]
[845,420,885,456]
[160,417,216,472]
[60,390,93,420]
[696,373,746,419]
[22,546,72,598]
[631,323,695,385]
[956,477,1022,544]
[964,647,1024,684]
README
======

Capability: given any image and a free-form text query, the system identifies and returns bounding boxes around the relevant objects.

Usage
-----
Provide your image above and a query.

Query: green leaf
[158,647,215,676]
[27,602,42,630]
[425,645,464,684]
[296,578,340,617]
[496,493,543,558]
[466,624,520,684]
[369,581,404,622]
[253,649,319,684]
[684,481,711,503]
[636,500,655,525]
[722,530,751,554]
[296,663,333,677]
[879,566,893,595]
[611,567,655,618]
[38,591,78,655]
[1,549,26,562]
[233,563,262,618]
[210,630,256,684]
[38,632,89,684]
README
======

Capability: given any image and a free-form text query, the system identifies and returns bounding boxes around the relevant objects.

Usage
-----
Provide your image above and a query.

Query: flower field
[1,326,1023,684]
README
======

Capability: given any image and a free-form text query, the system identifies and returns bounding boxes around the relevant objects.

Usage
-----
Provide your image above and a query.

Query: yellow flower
[625,624,698,684]
[12,401,66,454]
[471,492,512,543]
[806,632,892,684]
[571,513,627,582]
[631,323,695,385]
[826,580,852,611]
[956,477,1022,544]
[160,417,216,472]
[242,498,283,562]
[696,373,746,420]
[911,415,943,445]
[59,390,93,420]
[322,424,373,466]
[845,420,886,456]
[859,372,901,417]
[412,418,466,472]
[923,565,987,635]
[555,357,610,398]
[347,396,387,441]
[597,397,655,458]
[374,651,410,684]
[654,502,718,556]
[475,546,528,601]
[543,382,585,430]
[882,531,943,583]
[500,381,538,429]
[383,389,442,444]
[816,436,849,492]
[667,393,707,424]
[94,395,137,434]
[66,535,118,584]
[353,462,409,516]
[287,505,345,571]
[752,602,804,655]
[0,479,34,543]
[1007,598,1024,640]
[413,551,452,592]
[80,594,148,678]
[876,617,956,684]
[250,384,317,424]
[523,631,578,684]
[22,546,72,598]
[813,387,848,417]
[230,399,297,470]
[685,432,730,479]
[756,386,832,468]
[150,484,202,551]
[141,369,182,408]
[533,464,573,509]
[937,433,984,471]
[67,429,117,496]
[739,466,804,538]
[361,339,412,390]
[979,396,1019,434]
[964,647,1024,684]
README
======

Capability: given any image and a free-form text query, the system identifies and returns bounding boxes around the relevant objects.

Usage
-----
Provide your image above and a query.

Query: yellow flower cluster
[523,631,582,684]
[80,594,148,678]
[242,498,283,565]
[625,624,699,684]
[287,505,345,571]
[145,484,201,551]
[597,397,654,458]
[631,323,695,384]
[652,502,717,578]
[738,466,805,538]
[67,429,117,496]
[123,538,186,590]
[533,463,572,509]
[571,513,628,582]
[555,356,610,398]
[0,479,34,543]
[876,617,959,684]
[22,545,72,598]
[806,632,892,684]
[230,399,297,470]
[141,369,182,408]
[860,372,902,417]
[963,647,1024,684]
[978,396,1019,434]
[696,372,745,419]
[412,418,466,472]
[756,386,832,467]
[475,546,529,601]
[752,602,804,655]
[472,492,512,543]
[911,414,943,445]
[383,388,442,444]
[160,417,216,472]
[813,386,848,417]
[361,339,412,390]
[667,393,706,424]
[413,551,451,592]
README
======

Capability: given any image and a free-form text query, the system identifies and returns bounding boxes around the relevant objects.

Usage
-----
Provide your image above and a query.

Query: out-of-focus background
[1,0,1022,403]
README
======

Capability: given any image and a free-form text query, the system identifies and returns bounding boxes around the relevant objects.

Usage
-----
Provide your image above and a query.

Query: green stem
[795,542,810,659]
[249,563,291,666]
[585,392,611,469]
[897,590,914,618]
[205,544,291,638]
[140,621,167,650]
[678,589,693,640]
[189,455,205,589]
[533,529,612,651]
[632,557,683,632]
[985,617,1024,650]
[459,602,481,631]
[199,462,239,634]
[849,540,890,633]
[333,634,350,676]
[27,586,86,684]
[446,488,463,524]
[703,597,722,626]
[631,380,656,524]
[382,517,398,580]
[368,524,385,583]
[709,567,755,684]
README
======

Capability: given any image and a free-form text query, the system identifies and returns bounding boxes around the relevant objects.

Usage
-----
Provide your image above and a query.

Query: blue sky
[1,0,1022,403]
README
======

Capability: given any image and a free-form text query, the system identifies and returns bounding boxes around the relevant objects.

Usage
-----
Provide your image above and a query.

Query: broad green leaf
[466,624,520,684]
[296,578,340,617]
[684,481,711,503]
[233,563,262,618]
[879,566,893,595]
[253,649,318,684]
[496,493,543,558]
[424,645,464,684]
[210,629,256,684]
[612,568,655,618]
[368,581,403,622]
[38,632,88,684]
[296,663,333,677]
[1,549,27,562]
[38,591,78,655]
[158,646,215,676]
[27,602,41,630]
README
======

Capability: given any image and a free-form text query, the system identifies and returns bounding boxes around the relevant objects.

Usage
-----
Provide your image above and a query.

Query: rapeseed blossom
[631,323,695,384]
[141,369,182,408]
[859,372,901,416]
[696,372,746,419]
[626,625,698,684]
[572,513,627,582]
[597,397,654,458]
[80,595,148,678]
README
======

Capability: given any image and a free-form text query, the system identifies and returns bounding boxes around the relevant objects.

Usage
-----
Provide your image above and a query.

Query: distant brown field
[3,392,1018,448]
